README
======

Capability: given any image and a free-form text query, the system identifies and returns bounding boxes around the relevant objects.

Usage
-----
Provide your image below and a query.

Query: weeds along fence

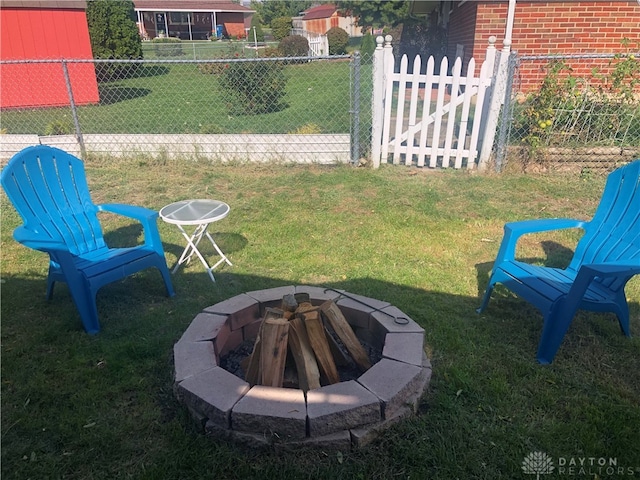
[0,54,372,164]
[495,52,640,172]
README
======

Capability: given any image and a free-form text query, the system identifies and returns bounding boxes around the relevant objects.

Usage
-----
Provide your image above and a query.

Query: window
[169,12,190,25]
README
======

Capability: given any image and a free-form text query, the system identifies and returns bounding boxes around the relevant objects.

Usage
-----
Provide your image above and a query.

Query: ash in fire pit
[173,286,431,450]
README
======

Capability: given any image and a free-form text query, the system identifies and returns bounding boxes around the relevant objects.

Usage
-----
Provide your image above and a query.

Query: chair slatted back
[569,161,640,289]
[1,146,106,256]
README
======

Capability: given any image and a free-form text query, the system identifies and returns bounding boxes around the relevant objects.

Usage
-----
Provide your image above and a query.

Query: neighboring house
[292,3,361,37]
[133,0,254,40]
[442,0,640,92]
[0,0,99,109]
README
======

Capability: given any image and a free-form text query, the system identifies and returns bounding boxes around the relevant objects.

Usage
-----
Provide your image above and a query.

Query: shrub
[218,60,287,115]
[271,17,292,41]
[289,123,322,134]
[44,119,74,135]
[199,123,225,134]
[151,37,183,57]
[259,47,284,59]
[359,34,376,63]
[198,62,226,75]
[279,35,309,57]
[326,27,349,55]
[513,53,640,164]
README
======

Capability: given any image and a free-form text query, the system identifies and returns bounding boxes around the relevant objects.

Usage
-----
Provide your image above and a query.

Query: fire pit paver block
[357,358,423,419]
[178,312,228,343]
[173,340,217,383]
[177,367,250,429]
[295,286,343,304]
[246,286,295,310]
[370,307,425,338]
[404,353,433,411]
[242,319,263,342]
[217,328,244,357]
[307,380,381,437]
[274,430,352,453]
[382,332,425,367]
[204,294,260,331]
[232,385,307,441]
[336,295,391,329]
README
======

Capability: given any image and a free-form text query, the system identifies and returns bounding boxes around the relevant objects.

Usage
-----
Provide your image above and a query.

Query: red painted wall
[447,1,640,92]
[1,7,99,108]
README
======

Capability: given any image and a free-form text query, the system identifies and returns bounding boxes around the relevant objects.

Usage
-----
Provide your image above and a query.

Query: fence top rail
[0,55,352,65]
[518,52,640,61]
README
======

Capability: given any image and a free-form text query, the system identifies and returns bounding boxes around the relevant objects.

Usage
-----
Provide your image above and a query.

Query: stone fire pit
[173,285,432,450]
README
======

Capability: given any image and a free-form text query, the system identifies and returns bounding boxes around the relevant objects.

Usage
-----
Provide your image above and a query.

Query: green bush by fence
[151,37,184,57]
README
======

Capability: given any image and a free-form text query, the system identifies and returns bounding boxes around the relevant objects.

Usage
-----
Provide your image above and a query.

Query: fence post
[478,37,510,171]
[351,51,361,165]
[61,60,86,159]
[371,35,391,169]
[494,51,518,172]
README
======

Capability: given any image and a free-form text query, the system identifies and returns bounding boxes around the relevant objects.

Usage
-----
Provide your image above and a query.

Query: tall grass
[1,159,638,479]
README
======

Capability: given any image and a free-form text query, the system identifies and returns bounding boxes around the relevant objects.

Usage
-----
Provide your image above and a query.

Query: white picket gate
[291,28,329,57]
[371,36,497,169]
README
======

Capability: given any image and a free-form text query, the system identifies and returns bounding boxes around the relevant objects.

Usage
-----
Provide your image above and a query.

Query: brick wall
[447,0,640,92]
[446,1,478,68]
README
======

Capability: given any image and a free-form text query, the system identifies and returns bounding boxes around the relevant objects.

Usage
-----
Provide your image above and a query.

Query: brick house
[133,0,254,40]
[442,0,640,92]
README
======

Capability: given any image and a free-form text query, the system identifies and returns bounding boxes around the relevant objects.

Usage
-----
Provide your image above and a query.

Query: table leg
[172,223,231,282]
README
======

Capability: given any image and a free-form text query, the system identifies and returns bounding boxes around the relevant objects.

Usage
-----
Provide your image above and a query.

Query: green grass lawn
[1,160,639,479]
[0,58,364,137]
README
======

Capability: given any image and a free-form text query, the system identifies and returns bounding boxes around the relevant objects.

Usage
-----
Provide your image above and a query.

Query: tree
[86,0,142,60]
[271,16,293,41]
[249,14,265,43]
[251,0,314,26]
[86,0,142,80]
[336,0,410,31]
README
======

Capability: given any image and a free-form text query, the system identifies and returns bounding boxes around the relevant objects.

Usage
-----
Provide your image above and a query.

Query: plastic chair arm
[98,203,158,222]
[97,203,163,251]
[13,226,69,253]
[495,218,588,263]
[504,218,587,236]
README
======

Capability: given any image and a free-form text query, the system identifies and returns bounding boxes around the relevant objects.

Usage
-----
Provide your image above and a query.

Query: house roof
[301,3,337,21]
[0,0,86,8]
[133,0,253,13]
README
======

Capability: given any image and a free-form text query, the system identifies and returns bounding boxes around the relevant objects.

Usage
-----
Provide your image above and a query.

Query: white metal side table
[159,199,232,282]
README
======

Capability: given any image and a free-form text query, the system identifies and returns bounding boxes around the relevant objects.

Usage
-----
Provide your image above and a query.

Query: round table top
[159,199,230,226]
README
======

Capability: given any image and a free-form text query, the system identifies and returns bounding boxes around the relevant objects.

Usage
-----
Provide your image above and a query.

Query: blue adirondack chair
[1,145,175,334]
[477,160,640,364]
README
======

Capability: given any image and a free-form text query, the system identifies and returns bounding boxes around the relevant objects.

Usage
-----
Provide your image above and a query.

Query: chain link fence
[495,52,640,173]
[1,47,373,165]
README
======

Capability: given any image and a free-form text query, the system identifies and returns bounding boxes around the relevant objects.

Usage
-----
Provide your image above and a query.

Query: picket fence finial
[376,36,384,49]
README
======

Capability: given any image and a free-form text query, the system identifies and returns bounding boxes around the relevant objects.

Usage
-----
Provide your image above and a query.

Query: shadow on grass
[98,86,152,105]
[1,263,638,479]
[103,223,248,262]
[474,240,577,298]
